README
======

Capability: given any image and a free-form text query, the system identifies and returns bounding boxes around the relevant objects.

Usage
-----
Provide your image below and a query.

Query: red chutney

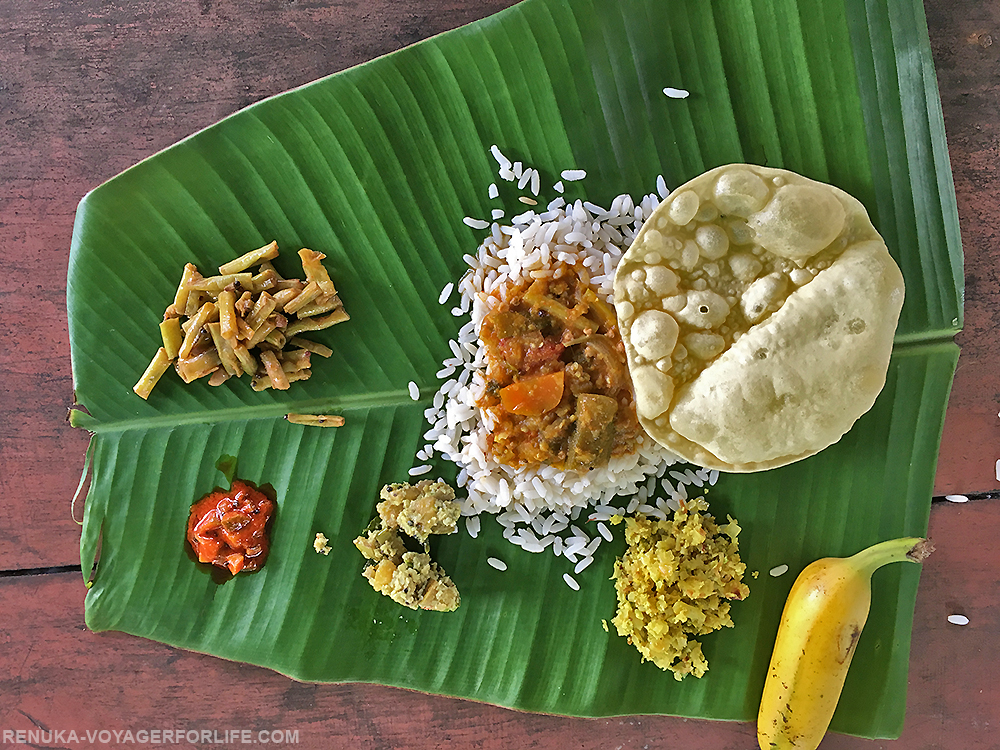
[187,480,274,575]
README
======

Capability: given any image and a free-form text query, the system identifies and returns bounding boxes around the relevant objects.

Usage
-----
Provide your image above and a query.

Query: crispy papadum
[613,165,904,472]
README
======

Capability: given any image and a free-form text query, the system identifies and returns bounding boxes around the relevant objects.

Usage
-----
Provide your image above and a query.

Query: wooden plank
[925,0,1000,495]
[0,500,994,747]
[0,0,518,570]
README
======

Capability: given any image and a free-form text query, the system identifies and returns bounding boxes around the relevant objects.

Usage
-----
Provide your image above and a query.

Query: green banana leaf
[67,0,962,739]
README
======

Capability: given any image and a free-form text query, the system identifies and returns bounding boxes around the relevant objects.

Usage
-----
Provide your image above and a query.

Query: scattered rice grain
[490,145,510,170]
[466,515,481,538]
[463,216,489,230]
[656,174,669,199]
[438,282,454,305]
[598,521,613,542]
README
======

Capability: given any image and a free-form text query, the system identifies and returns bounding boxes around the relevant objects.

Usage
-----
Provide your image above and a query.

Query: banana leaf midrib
[68,387,431,431]
[69,332,961,432]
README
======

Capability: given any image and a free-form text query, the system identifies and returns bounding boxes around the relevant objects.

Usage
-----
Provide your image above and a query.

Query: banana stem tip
[906,538,935,563]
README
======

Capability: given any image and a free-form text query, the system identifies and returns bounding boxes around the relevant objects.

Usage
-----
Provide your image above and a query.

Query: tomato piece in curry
[477,267,641,470]
[187,479,274,575]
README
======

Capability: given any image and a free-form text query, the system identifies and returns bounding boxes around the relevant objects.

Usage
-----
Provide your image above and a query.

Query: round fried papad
[613,165,905,472]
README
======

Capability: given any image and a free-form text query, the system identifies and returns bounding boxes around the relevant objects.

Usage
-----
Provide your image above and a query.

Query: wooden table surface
[1,0,997,747]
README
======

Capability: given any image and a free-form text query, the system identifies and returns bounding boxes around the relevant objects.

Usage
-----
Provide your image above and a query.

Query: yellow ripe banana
[757,537,934,750]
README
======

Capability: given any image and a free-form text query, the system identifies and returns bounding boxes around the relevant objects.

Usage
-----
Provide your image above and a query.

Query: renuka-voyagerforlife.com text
[2,728,300,745]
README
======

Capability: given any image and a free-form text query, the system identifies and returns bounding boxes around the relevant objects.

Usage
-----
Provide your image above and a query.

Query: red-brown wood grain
[0,499,994,749]
[0,0,997,747]
[929,0,1000,496]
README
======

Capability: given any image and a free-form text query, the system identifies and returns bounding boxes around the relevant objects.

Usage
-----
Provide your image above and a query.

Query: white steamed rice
[415,146,720,574]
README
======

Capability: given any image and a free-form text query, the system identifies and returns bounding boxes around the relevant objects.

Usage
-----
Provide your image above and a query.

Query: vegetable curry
[477,267,640,470]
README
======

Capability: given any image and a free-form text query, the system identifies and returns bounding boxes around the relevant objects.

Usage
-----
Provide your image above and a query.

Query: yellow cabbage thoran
[611,498,749,680]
